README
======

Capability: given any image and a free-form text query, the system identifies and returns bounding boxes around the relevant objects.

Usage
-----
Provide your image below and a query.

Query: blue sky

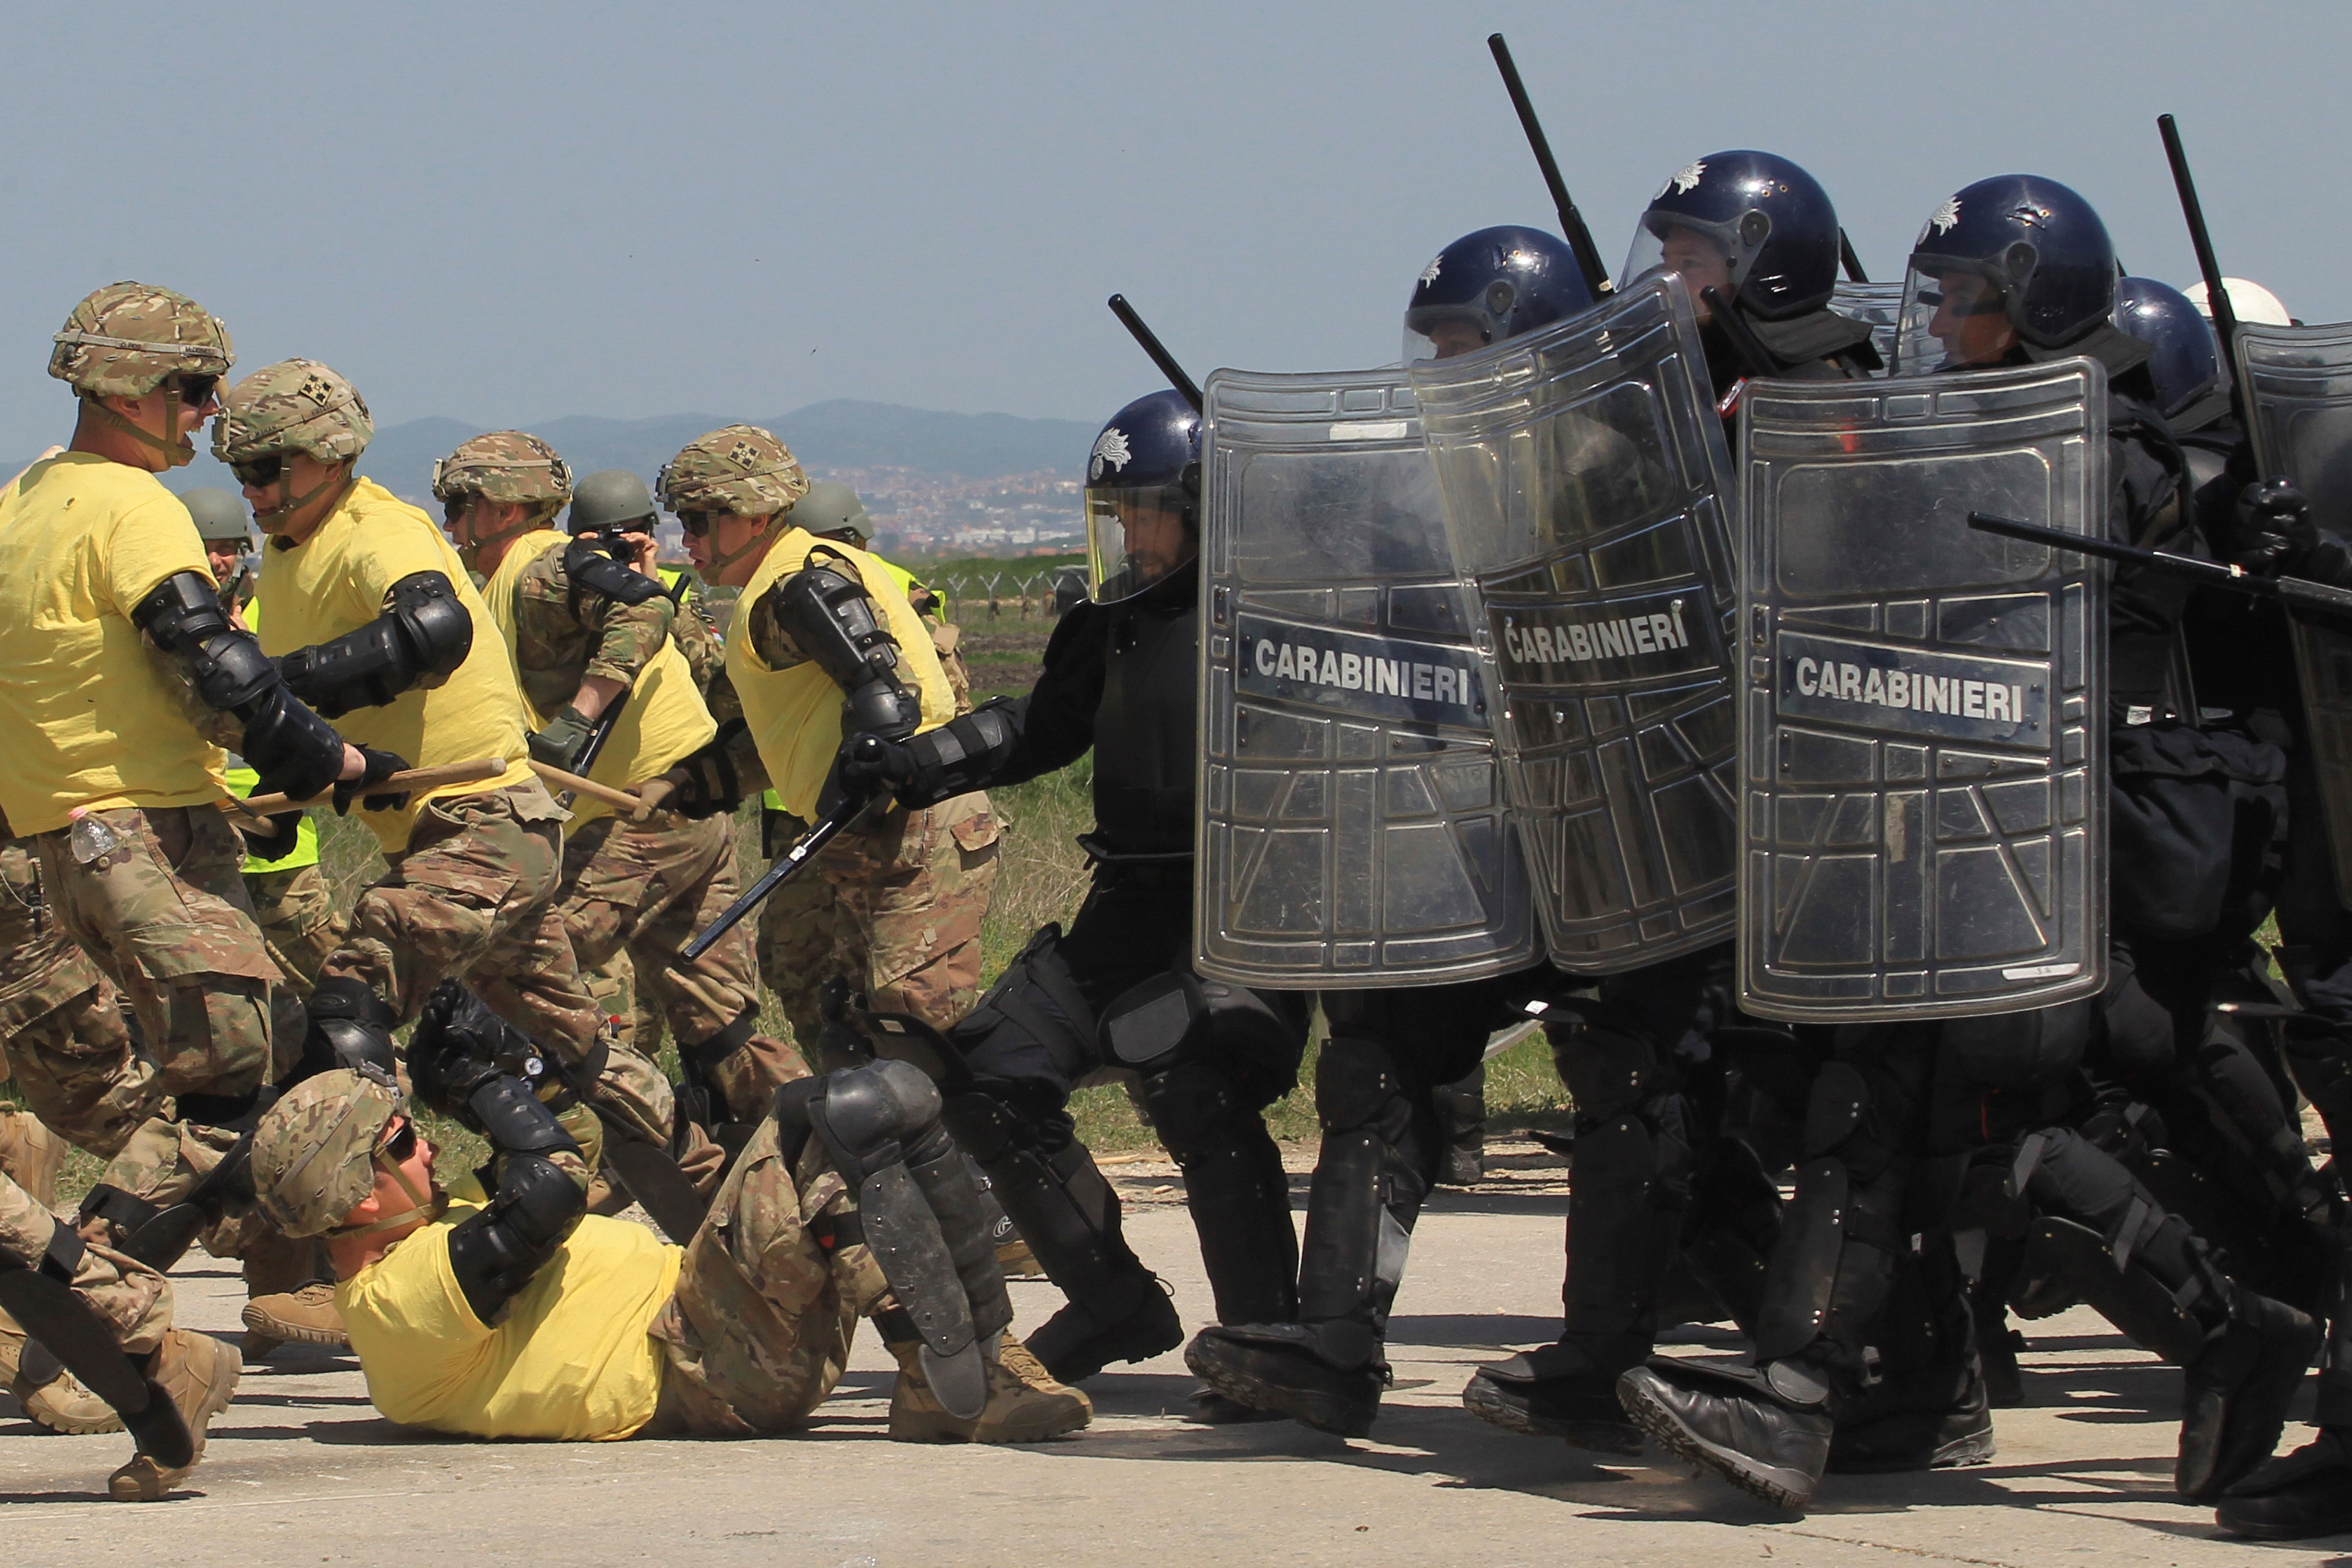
[2,1,2339,445]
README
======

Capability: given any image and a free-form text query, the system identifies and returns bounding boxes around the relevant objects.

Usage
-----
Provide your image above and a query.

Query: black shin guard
[1142,1060,1296,1326]
[1294,1035,1426,1370]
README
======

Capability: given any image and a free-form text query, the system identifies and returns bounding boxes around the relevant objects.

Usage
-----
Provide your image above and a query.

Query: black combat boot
[1617,1356,1836,1512]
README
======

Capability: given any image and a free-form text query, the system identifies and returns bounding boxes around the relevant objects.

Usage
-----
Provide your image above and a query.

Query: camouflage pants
[323,783,600,1053]
[245,861,347,1000]
[755,792,1000,1053]
[0,1169,172,1357]
[648,1095,892,1434]
[0,839,159,1158]
[561,812,759,1059]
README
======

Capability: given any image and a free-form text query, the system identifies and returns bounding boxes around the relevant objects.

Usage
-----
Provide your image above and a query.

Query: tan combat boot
[109,1327,239,1502]
[0,1306,125,1433]
[887,1337,1092,1444]
[0,1108,67,1208]
[241,1280,348,1350]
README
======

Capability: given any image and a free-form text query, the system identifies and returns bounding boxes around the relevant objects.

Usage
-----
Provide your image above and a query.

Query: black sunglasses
[376,1117,416,1164]
[230,455,283,487]
[175,374,220,409]
[676,510,717,539]
[442,493,478,524]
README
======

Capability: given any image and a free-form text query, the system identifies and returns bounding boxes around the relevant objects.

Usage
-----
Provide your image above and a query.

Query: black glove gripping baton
[679,738,885,961]
[1966,512,2352,617]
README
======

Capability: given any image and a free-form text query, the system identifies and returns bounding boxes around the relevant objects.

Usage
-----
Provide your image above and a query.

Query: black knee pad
[1557,1025,1661,1126]
[1315,1034,1408,1134]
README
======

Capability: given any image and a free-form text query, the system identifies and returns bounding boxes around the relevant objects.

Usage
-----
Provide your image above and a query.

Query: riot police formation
[4,109,2352,1554]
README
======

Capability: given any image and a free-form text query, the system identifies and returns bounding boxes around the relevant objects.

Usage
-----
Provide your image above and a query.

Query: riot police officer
[837,391,1311,1409]
[1620,175,2318,1516]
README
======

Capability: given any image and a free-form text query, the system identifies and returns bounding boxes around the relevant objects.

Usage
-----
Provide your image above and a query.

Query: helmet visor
[1618,212,1761,320]
[1085,485,1194,604]
[1896,255,2015,375]
[1403,304,1507,365]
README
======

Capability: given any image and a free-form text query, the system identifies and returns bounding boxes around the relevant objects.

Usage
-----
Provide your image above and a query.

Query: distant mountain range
[142,399,1098,503]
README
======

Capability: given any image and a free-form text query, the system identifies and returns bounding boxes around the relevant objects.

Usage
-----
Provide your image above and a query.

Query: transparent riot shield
[1832,280,1905,370]
[1195,365,1537,989]
[1737,359,2109,1022]
[1409,272,1740,974]
[2235,321,2352,906]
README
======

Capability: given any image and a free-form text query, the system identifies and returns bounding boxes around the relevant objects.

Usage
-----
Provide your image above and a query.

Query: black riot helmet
[2114,277,2225,425]
[1084,389,1199,604]
[1402,225,1595,363]
[1899,174,2118,372]
[566,468,661,536]
[1619,150,1841,321]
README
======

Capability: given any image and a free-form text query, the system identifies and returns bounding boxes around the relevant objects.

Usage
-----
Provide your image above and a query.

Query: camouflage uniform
[742,585,1001,1041]
[0,1170,172,1356]
[0,837,159,1157]
[244,860,347,999]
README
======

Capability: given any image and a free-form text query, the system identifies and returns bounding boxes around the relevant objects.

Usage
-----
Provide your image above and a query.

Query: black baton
[1966,511,2352,616]
[680,756,882,961]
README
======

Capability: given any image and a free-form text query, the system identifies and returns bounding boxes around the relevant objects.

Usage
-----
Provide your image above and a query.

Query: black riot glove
[815,735,893,817]
[408,979,543,1130]
[333,745,413,816]
[526,705,596,771]
[233,809,305,857]
[2234,478,2318,577]
[656,732,740,820]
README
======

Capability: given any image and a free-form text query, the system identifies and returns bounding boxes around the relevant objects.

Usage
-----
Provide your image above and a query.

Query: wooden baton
[229,755,510,816]
[527,760,649,815]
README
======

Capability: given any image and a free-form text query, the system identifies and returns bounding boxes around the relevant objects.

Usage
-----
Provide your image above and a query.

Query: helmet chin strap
[82,380,195,469]
[255,460,355,535]
[456,501,546,570]
[330,1151,445,1241]
[702,512,774,578]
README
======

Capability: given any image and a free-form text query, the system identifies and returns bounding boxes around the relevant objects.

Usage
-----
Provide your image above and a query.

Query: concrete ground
[2,1137,2340,1567]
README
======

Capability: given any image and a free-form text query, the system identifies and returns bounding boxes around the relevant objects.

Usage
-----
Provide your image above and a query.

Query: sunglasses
[375,1116,416,1164]
[176,374,220,409]
[442,493,478,524]
[676,510,719,539]
[231,454,284,487]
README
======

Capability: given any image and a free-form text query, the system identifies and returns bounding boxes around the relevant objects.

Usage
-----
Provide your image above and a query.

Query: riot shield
[1737,359,2109,1022]
[1831,280,1905,370]
[1195,365,1537,988]
[2235,321,2352,906]
[1409,272,1740,973]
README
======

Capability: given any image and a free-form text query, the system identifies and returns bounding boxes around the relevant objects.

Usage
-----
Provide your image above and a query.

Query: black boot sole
[1461,1373,1644,1455]
[1617,1371,1815,1514]
[1184,1339,1379,1439]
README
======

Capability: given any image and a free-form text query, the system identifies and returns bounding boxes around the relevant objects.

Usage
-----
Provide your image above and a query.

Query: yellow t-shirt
[724,528,955,820]
[483,531,717,826]
[252,477,535,852]
[0,453,231,835]
[338,1179,680,1442]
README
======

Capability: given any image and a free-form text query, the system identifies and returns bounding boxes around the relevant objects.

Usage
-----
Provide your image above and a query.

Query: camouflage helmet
[431,430,573,506]
[214,359,373,465]
[251,1068,404,1240]
[181,487,253,543]
[567,468,660,535]
[791,480,872,544]
[656,424,809,518]
[48,281,233,398]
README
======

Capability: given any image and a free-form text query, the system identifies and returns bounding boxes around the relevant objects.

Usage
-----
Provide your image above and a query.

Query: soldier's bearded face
[1121,499,1193,582]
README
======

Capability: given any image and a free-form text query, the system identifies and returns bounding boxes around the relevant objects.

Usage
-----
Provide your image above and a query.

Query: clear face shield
[1085,484,1196,604]
[1619,211,1766,324]
[1896,257,2018,375]
[1404,298,1510,365]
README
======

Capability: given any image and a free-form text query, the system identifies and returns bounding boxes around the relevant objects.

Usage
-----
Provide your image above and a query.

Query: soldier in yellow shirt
[1,285,380,1295]
[249,985,1087,1444]
[650,426,1000,1053]
[437,432,791,1229]
[214,361,616,1349]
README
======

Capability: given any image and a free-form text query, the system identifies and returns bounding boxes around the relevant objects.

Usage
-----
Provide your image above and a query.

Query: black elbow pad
[136,571,345,797]
[900,700,1022,806]
[445,1153,587,1324]
[279,571,474,717]
[766,555,922,741]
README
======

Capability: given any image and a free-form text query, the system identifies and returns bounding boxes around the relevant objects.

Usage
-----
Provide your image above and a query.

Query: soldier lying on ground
[249,982,1089,1444]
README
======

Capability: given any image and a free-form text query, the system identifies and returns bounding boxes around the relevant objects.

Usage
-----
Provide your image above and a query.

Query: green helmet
[791,480,872,544]
[48,281,233,398]
[431,430,572,506]
[214,359,373,465]
[182,487,252,543]
[567,468,660,535]
[655,424,808,518]
[251,1068,405,1240]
